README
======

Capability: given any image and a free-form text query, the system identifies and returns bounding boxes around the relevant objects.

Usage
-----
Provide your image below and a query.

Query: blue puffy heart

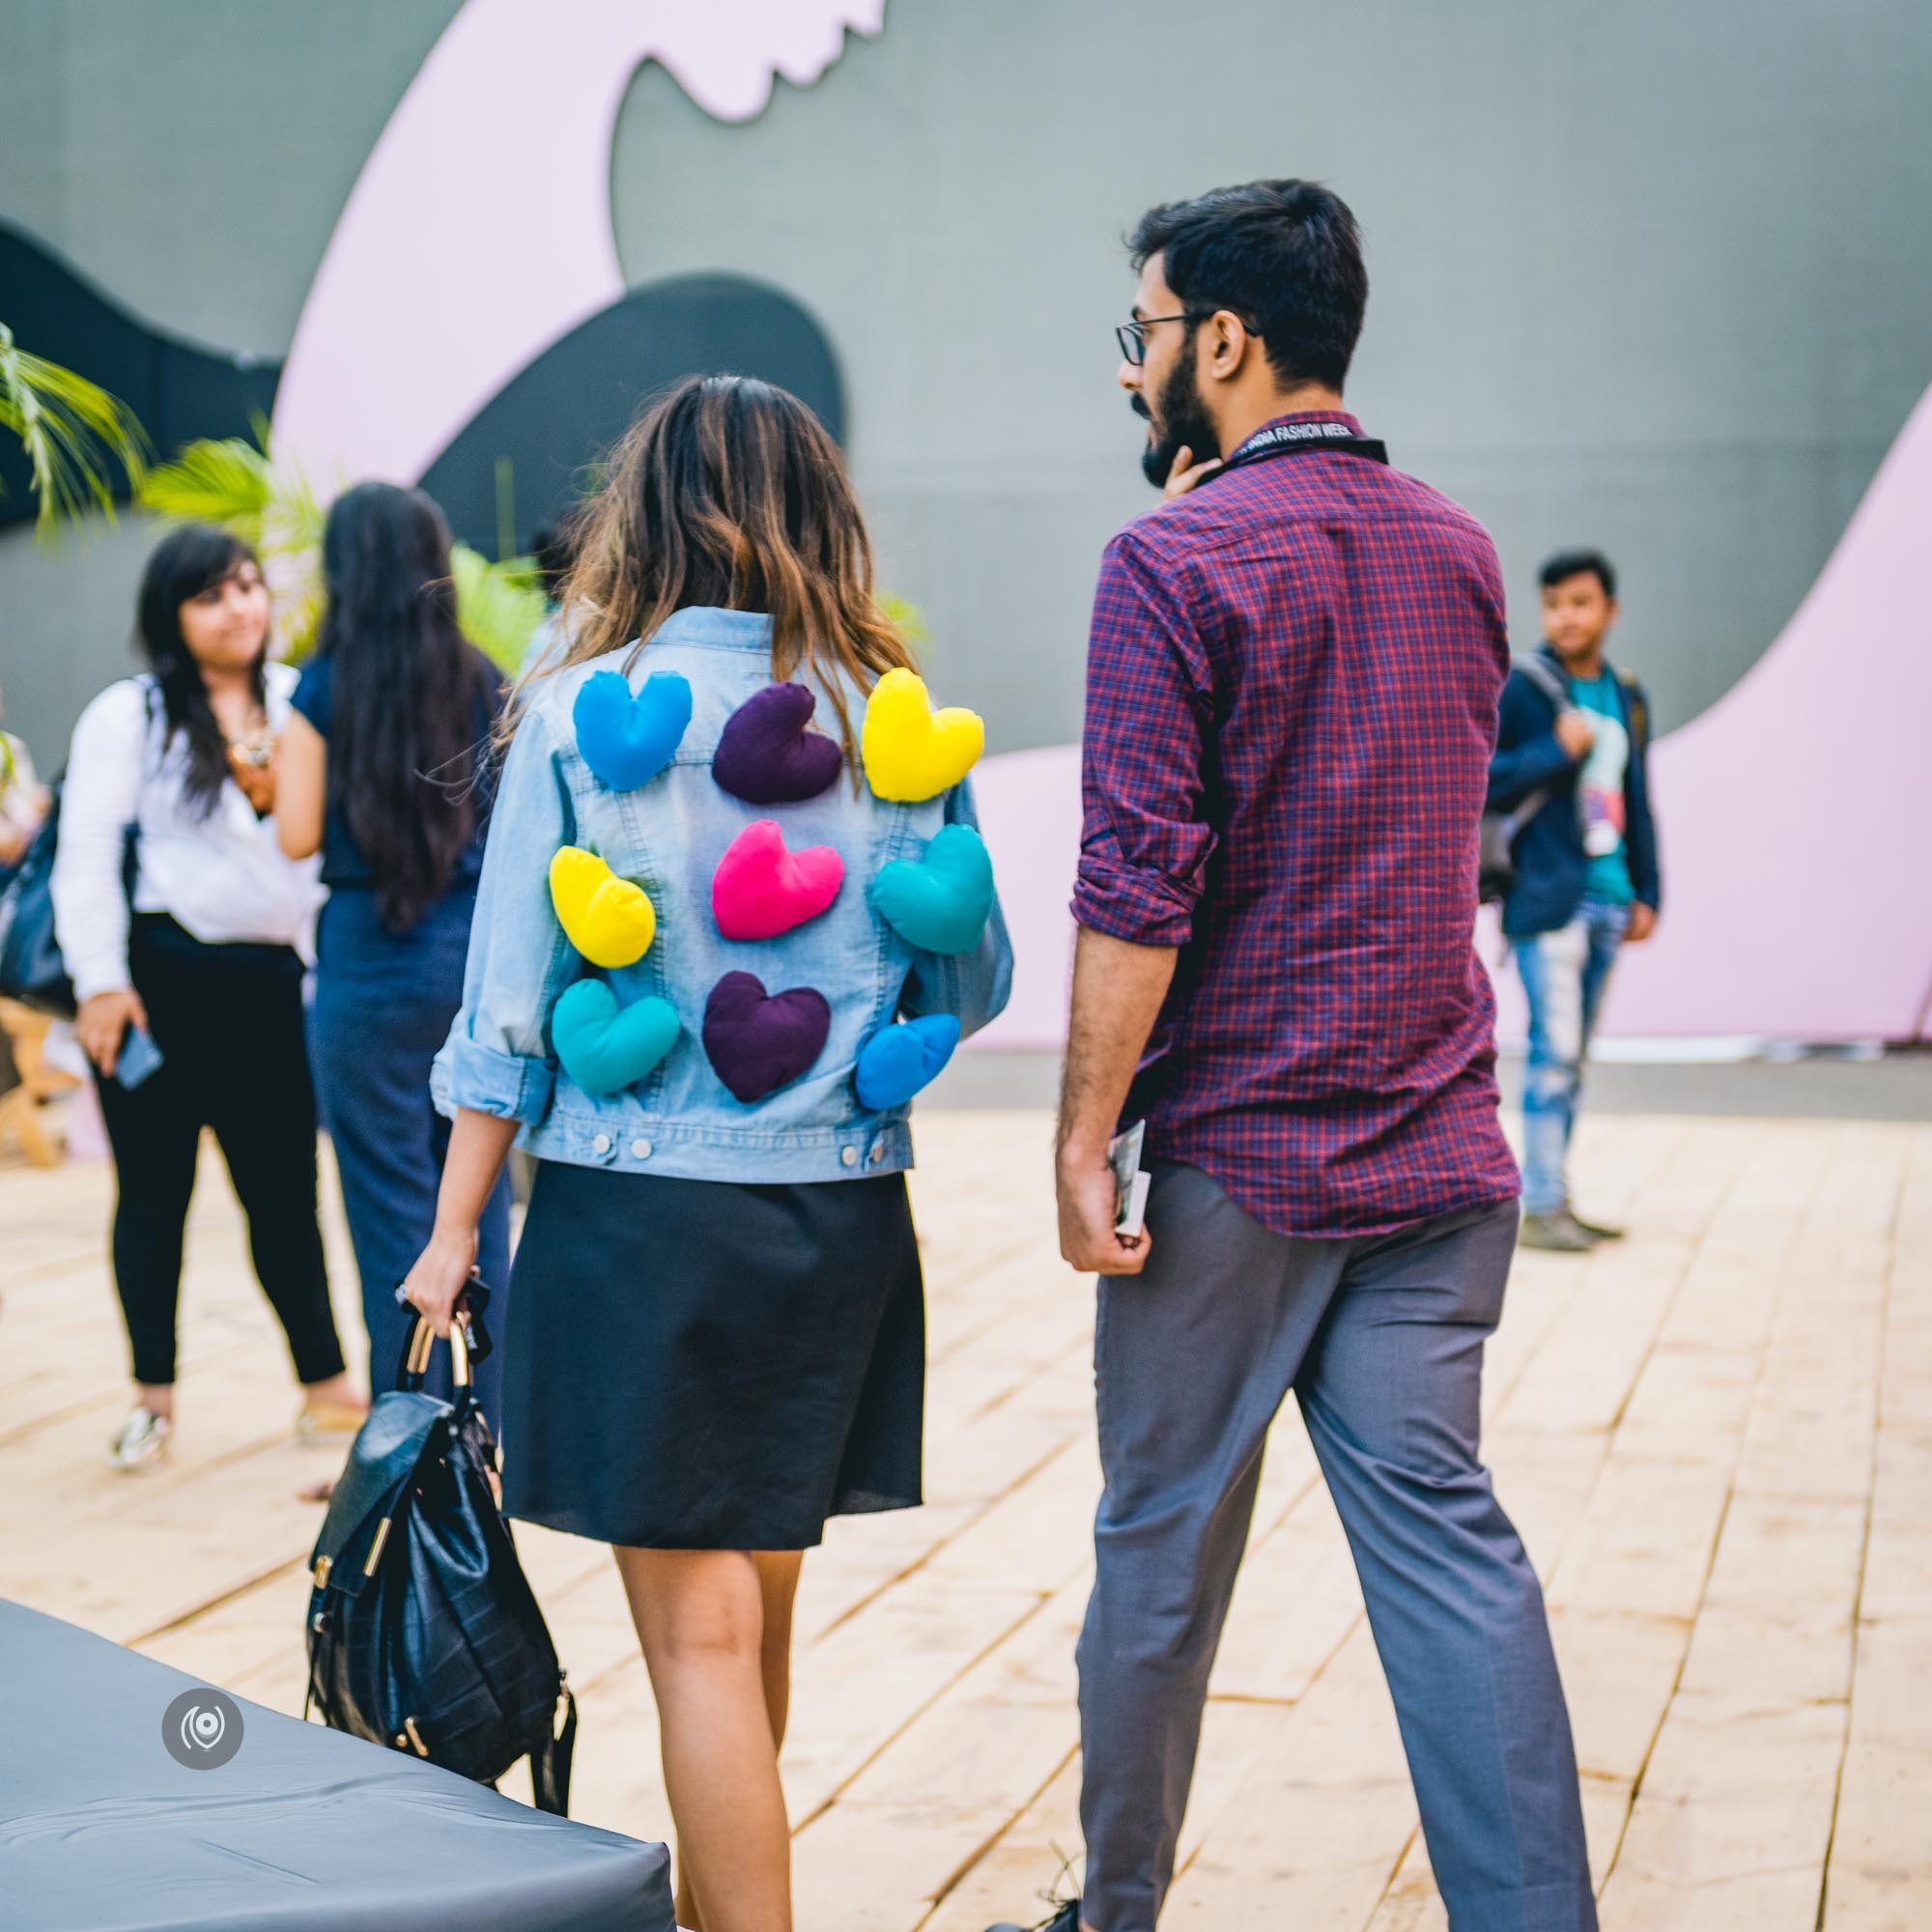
[868,825,995,955]
[855,1014,961,1111]
[551,980,680,1095]
[573,668,693,790]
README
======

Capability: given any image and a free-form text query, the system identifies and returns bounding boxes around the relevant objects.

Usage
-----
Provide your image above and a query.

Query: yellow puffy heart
[549,846,657,968]
[860,668,985,803]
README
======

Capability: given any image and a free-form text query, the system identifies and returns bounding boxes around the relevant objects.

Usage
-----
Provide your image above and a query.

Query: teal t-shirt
[1570,671,1634,904]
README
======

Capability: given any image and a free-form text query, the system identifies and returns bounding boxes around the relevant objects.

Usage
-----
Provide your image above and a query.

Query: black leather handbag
[304,1304,579,1813]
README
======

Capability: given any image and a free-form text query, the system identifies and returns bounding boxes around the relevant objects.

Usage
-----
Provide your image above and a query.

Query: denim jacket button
[592,1132,611,1155]
[631,1138,652,1160]
[867,1143,886,1166]
[840,1146,859,1168]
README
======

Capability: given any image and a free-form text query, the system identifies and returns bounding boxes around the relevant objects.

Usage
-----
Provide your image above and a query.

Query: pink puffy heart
[712,820,846,941]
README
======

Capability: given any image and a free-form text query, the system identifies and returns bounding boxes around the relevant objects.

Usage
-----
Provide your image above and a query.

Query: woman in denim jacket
[404,376,1011,1932]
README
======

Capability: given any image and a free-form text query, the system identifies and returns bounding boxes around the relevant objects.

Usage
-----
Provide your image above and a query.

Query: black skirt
[500,1160,924,1549]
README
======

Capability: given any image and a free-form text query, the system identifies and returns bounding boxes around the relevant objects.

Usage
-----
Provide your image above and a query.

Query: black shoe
[986,1901,1082,1932]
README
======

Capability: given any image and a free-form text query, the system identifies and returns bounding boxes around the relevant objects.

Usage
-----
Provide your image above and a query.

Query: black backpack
[304,1309,579,1813]
[1478,655,1572,906]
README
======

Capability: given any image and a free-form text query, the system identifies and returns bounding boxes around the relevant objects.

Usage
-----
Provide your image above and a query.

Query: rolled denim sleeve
[432,705,578,1123]
[900,776,1014,1039]
[1071,536,1216,948]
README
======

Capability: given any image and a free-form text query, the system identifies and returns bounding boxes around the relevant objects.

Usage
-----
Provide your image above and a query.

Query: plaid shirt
[1074,412,1520,1237]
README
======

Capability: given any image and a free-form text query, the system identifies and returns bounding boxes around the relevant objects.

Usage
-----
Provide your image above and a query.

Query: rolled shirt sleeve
[1071,534,1217,948]
[431,704,577,1124]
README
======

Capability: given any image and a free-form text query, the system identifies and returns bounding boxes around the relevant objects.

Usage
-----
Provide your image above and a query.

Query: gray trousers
[1076,1163,1596,1932]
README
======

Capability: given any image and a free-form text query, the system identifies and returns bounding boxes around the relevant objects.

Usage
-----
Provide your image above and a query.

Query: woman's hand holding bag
[400,1220,479,1337]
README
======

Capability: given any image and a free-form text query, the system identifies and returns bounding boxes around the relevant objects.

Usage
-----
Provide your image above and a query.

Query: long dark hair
[546,375,913,766]
[315,482,498,931]
[135,525,269,820]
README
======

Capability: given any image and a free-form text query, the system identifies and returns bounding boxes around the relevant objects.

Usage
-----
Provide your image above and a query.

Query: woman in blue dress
[278,483,513,1438]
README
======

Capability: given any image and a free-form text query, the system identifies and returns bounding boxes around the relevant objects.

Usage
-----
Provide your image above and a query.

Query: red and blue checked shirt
[1073,411,1522,1237]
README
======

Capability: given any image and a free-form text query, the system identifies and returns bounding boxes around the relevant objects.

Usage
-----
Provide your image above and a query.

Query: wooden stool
[0,999,79,1167]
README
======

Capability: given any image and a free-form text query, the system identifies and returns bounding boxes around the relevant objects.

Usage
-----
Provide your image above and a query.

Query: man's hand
[1163,444,1224,499]
[1056,1147,1151,1276]
[1553,708,1596,760]
[1625,903,1658,944]
[76,987,148,1078]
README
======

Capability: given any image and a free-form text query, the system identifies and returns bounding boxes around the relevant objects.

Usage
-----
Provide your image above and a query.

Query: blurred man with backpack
[1489,549,1661,1252]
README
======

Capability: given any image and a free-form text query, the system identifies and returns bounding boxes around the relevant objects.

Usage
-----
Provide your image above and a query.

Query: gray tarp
[0,1597,674,1931]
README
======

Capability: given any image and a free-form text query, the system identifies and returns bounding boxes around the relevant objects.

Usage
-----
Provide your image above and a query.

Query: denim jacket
[432,607,1013,1181]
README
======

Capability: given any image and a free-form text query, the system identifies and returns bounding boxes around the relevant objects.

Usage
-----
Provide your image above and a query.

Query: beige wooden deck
[2,1109,1928,1930]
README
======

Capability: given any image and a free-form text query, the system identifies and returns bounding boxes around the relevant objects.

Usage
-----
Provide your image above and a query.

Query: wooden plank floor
[3,1108,1928,1930]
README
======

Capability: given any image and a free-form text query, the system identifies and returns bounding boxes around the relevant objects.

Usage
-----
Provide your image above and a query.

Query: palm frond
[451,544,549,674]
[0,322,150,538]
[135,433,274,540]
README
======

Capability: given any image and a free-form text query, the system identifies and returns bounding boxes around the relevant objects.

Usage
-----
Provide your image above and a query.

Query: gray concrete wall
[4,0,1929,775]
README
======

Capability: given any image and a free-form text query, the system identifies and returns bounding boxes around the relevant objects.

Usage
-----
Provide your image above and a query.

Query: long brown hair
[534,375,913,764]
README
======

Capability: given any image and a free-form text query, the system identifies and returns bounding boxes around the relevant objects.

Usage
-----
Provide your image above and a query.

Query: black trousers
[93,915,345,1389]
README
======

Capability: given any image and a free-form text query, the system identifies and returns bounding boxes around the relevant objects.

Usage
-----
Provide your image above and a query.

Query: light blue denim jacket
[432,607,1013,1181]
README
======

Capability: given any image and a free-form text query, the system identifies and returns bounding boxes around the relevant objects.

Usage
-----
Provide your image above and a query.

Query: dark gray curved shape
[0,223,280,530]
[416,273,844,556]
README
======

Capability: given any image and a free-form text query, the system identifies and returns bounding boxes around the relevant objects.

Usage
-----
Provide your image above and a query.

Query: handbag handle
[393,1305,492,1406]
[390,1273,496,1397]
[403,1313,471,1388]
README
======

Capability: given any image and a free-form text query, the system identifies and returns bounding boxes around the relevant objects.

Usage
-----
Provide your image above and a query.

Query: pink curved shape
[972,384,1932,1049]
[1601,382,1932,1039]
[272,0,884,491]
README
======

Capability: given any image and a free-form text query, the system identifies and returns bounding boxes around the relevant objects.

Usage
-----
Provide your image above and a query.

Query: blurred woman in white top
[51,524,362,1471]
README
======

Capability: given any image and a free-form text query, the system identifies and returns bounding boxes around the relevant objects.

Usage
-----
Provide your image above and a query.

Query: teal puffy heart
[867,824,995,955]
[551,980,680,1095]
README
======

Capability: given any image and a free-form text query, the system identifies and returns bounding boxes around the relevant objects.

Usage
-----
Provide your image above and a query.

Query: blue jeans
[311,887,512,1423]
[1512,898,1630,1216]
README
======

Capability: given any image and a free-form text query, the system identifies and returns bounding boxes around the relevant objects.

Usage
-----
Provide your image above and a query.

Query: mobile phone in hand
[1108,1121,1151,1238]
[115,1026,164,1091]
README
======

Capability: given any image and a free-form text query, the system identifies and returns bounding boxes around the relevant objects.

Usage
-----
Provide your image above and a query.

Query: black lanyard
[1220,418,1390,471]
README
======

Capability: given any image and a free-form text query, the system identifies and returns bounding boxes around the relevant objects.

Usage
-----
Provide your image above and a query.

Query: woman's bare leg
[753,1550,805,1749]
[614,1547,795,1932]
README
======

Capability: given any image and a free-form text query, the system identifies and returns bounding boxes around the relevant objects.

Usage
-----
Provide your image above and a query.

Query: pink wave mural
[272,0,883,492]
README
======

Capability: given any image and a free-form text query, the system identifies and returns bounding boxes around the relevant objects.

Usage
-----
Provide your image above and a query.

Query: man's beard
[1134,334,1220,489]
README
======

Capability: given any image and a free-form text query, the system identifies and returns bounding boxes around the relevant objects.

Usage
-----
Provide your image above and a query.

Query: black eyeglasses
[1116,313,1199,366]
[1116,309,1262,365]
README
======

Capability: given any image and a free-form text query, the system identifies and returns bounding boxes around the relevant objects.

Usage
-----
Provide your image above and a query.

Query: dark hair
[529,518,578,601]
[1128,180,1368,391]
[1539,549,1618,600]
[316,482,500,931]
[550,375,913,768]
[135,525,268,819]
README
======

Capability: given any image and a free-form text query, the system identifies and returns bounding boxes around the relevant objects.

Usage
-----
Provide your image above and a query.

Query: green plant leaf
[451,543,549,673]
[0,321,151,540]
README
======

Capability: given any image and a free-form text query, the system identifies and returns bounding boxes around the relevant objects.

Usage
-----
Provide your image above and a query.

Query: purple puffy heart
[701,971,833,1104]
[712,683,845,805]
